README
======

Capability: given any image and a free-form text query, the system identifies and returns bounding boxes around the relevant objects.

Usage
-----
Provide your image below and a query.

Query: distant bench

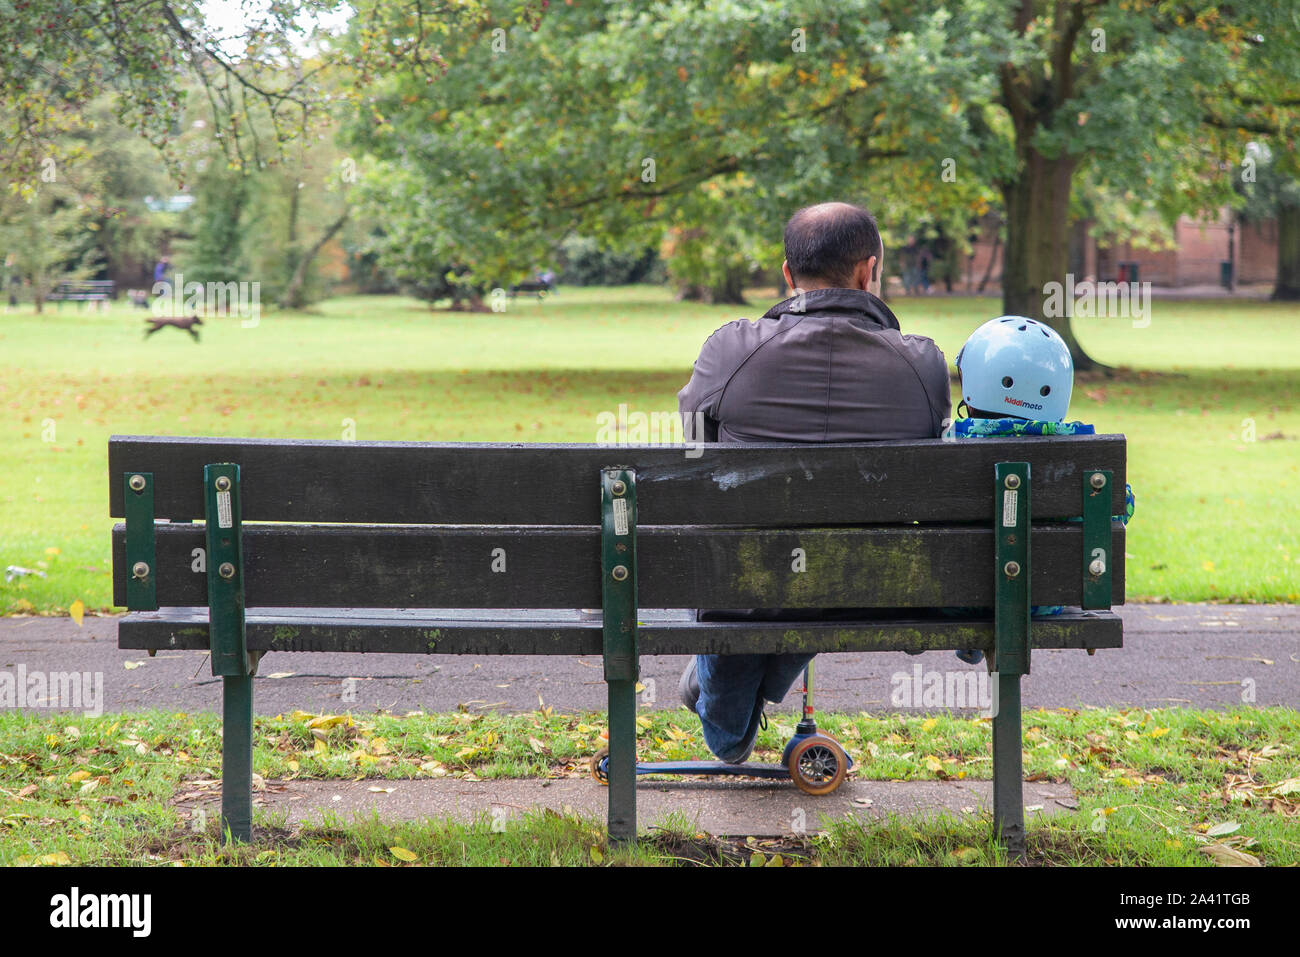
[509,277,555,299]
[110,433,1127,857]
[49,280,115,309]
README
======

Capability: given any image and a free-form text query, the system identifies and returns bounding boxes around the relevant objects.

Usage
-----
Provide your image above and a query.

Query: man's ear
[853,257,878,292]
[868,255,882,295]
[782,260,796,292]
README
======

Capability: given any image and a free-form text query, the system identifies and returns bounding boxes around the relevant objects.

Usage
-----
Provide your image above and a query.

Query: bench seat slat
[118,607,1122,656]
[113,522,1124,609]
[109,434,1127,525]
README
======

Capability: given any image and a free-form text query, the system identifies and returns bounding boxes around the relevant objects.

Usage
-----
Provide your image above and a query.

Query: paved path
[2,604,1294,716]
[174,776,1077,837]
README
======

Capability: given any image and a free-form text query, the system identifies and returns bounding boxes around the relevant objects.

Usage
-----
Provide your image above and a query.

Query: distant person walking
[4,253,17,308]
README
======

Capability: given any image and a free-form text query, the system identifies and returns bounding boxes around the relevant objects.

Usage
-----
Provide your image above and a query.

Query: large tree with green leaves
[344,1,991,304]
[346,0,1299,360]
[972,0,1299,364]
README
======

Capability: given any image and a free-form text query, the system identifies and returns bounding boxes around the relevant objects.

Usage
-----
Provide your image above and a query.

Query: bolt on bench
[111,434,1126,857]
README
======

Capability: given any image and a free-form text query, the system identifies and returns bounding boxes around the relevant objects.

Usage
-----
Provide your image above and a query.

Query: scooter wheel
[589,747,610,786]
[787,735,848,796]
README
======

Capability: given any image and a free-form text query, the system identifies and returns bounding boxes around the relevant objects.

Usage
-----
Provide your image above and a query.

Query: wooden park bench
[110,433,1126,858]
[49,280,115,310]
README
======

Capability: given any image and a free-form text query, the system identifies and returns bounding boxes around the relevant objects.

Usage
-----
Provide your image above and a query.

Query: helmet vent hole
[1001,376,1014,388]
[1040,385,1051,396]
[1018,324,1028,331]
[1042,329,1051,337]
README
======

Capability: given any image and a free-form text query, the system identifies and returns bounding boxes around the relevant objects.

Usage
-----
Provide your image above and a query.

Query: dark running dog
[144,315,203,342]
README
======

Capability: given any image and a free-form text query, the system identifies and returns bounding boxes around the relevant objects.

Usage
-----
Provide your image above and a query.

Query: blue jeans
[695,653,814,762]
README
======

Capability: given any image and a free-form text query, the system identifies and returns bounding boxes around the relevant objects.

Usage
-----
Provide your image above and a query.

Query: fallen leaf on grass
[1271,778,1300,797]
[16,852,71,867]
[1198,843,1260,867]
[389,846,418,862]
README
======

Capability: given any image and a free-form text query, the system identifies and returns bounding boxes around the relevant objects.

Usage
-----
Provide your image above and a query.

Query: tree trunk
[977,230,1001,294]
[1274,198,1300,301]
[280,210,349,310]
[707,266,748,305]
[447,288,490,312]
[281,185,300,313]
[1001,148,1104,370]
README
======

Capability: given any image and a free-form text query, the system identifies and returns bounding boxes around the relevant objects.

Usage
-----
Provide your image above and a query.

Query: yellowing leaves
[69,599,84,626]
[305,714,353,731]
[389,846,418,863]
[16,852,71,867]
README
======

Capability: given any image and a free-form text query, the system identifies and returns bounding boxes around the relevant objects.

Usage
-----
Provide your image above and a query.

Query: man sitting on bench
[676,201,951,763]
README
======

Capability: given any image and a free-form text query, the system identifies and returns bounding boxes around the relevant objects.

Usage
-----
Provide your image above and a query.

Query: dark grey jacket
[677,288,950,443]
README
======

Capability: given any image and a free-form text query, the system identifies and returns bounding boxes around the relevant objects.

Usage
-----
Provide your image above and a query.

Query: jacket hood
[761,287,901,332]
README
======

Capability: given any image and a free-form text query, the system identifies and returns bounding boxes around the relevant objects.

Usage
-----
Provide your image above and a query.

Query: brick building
[957,209,1279,290]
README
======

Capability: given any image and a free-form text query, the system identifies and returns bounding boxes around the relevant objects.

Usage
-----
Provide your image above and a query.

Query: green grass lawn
[1,286,1297,613]
[2,705,1296,866]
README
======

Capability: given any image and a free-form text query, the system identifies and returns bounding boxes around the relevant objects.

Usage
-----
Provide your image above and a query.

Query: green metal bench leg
[607,679,637,843]
[222,675,254,842]
[204,463,252,844]
[993,462,1031,863]
[992,673,1025,860]
[600,468,639,846]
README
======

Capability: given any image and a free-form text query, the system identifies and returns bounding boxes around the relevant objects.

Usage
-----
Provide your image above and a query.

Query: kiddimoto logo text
[1004,396,1044,411]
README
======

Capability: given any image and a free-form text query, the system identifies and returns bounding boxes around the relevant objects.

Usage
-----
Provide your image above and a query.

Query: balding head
[783,202,883,292]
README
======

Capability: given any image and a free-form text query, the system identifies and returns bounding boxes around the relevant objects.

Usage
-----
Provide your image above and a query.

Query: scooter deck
[630,760,790,779]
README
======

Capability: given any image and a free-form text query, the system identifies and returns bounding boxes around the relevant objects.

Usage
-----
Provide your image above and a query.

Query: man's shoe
[722,699,768,765]
[678,657,700,713]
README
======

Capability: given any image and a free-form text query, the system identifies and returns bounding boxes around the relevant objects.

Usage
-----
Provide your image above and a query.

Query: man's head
[782,202,883,296]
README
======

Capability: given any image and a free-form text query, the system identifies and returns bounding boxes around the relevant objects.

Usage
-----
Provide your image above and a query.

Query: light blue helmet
[955,317,1074,422]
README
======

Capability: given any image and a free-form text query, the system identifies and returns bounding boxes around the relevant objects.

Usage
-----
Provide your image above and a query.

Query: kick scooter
[590,660,852,795]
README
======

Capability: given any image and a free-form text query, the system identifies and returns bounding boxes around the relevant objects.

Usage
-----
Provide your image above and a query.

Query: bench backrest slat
[111,521,1125,609]
[109,434,1127,525]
